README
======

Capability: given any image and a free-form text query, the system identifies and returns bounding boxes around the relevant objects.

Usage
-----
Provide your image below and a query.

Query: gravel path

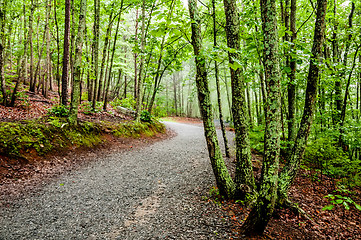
[0,122,236,239]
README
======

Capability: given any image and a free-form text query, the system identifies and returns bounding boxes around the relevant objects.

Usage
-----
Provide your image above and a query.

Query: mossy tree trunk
[69,0,87,124]
[242,0,282,235]
[61,0,71,106]
[135,0,146,122]
[0,0,6,106]
[278,0,327,202]
[223,0,255,197]
[97,9,113,102]
[287,0,297,146]
[91,0,100,110]
[103,0,124,111]
[213,0,230,158]
[188,0,236,199]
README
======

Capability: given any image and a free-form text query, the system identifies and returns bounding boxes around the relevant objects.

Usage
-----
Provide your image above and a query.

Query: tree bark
[61,0,71,105]
[213,0,230,158]
[188,0,236,199]
[103,1,124,111]
[29,0,35,92]
[97,9,114,102]
[91,0,100,109]
[69,0,87,123]
[44,0,51,98]
[54,0,61,99]
[135,0,146,121]
[287,0,297,144]
[0,0,7,105]
[278,0,327,202]
[242,0,282,235]
[223,0,255,196]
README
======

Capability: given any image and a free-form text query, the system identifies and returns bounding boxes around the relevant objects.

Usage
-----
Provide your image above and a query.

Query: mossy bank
[0,117,165,162]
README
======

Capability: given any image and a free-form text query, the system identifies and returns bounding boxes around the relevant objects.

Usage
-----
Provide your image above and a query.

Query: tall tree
[61,0,71,105]
[103,0,124,111]
[135,0,146,121]
[278,0,328,202]
[91,0,100,109]
[188,0,236,199]
[213,0,230,158]
[0,0,6,106]
[97,8,114,102]
[242,0,282,234]
[69,0,87,123]
[287,0,297,145]
[223,0,255,197]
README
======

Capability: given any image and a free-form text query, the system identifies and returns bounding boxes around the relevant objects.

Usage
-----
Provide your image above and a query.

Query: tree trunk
[91,0,100,109]
[242,0,282,235]
[61,0,71,105]
[104,1,124,111]
[278,0,327,202]
[44,0,51,98]
[69,0,87,123]
[54,0,61,99]
[213,0,230,158]
[0,0,7,105]
[97,9,114,102]
[287,0,297,144]
[188,0,236,199]
[135,0,146,121]
[173,75,178,116]
[332,0,342,124]
[223,0,255,196]
[29,0,35,92]
[133,8,139,100]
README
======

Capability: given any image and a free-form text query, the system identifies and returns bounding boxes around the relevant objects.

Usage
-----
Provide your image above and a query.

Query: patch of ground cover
[211,165,361,239]
[0,118,169,203]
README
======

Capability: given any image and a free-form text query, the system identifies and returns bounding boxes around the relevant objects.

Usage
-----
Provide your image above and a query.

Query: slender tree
[278,0,328,203]
[188,0,236,198]
[213,0,230,158]
[61,0,71,105]
[69,0,87,123]
[242,0,282,234]
[91,0,100,109]
[135,0,146,121]
[223,0,255,197]
[0,0,6,105]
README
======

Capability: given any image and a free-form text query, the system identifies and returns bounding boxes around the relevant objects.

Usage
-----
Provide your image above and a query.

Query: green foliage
[209,186,222,206]
[249,126,264,153]
[140,110,152,122]
[110,96,136,110]
[322,186,361,212]
[303,138,357,180]
[152,105,168,118]
[0,117,165,159]
[47,105,69,117]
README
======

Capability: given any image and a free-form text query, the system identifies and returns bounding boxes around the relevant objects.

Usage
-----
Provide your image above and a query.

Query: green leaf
[354,203,361,211]
[343,201,350,210]
[322,205,334,211]
[335,199,343,204]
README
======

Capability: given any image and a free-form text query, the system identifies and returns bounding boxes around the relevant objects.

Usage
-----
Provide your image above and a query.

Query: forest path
[0,121,235,239]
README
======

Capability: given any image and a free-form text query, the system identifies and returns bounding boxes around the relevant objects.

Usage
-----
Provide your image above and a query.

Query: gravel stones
[0,122,235,239]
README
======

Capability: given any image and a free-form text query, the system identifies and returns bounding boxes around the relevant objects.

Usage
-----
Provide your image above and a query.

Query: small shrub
[110,96,136,110]
[303,138,350,178]
[47,105,69,117]
[140,110,152,122]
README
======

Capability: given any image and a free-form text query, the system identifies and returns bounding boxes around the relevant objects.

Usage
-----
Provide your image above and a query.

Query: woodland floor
[0,92,360,239]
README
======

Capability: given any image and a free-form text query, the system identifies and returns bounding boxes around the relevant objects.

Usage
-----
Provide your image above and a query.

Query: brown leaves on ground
[218,167,361,239]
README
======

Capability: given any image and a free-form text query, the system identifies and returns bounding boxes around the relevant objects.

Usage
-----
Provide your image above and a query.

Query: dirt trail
[0,121,236,239]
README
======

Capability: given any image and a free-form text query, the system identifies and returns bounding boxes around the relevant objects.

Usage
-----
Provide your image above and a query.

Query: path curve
[0,122,235,239]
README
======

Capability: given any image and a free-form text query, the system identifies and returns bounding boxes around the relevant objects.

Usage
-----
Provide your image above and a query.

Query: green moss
[0,117,165,159]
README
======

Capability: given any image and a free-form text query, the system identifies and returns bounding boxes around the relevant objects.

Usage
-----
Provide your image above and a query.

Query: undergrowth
[0,117,165,159]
